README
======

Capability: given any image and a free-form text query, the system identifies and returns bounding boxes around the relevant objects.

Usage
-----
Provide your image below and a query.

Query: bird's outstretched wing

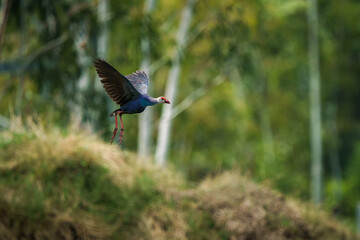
[125,71,149,95]
[94,58,140,106]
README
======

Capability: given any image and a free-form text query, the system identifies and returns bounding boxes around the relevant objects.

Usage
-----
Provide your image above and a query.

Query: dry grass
[0,118,358,240]
[192,172,356,240]
[0,118,183,239]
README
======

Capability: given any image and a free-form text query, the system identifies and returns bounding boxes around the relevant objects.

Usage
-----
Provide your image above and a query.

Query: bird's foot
[110,128,118,144]
[118,128,125,146]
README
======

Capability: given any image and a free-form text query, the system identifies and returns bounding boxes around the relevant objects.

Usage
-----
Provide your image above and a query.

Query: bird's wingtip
[93,57,105,65]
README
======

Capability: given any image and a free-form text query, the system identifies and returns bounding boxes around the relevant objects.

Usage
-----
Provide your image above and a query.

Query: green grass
[0,120,358,240]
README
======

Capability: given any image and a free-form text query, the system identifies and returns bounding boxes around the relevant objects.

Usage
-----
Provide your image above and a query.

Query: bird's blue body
[116,95,158,114]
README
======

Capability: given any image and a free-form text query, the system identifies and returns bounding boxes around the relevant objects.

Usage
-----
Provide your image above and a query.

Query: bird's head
[159,97,170,104]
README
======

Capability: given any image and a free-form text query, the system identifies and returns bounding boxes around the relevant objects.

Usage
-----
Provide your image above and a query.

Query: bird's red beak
[161,97,170,104]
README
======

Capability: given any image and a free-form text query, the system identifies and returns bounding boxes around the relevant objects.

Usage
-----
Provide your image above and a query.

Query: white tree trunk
[97,0,110,82]
[307,0,323,204]
[74,21,90,91]
[73,20,90,119]
[138,0,157,158]
[73,0,110,128]
[155,0,196,167]
[96,0,111,126]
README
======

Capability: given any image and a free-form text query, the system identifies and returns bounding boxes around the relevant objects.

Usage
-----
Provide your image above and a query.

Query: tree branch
[171,74,226,119]
[20,34,68,71]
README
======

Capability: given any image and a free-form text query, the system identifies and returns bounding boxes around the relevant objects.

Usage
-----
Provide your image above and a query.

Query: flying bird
[94,58,170,145]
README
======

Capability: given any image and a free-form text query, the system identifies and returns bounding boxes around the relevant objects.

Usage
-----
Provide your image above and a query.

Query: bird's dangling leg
[118,114,125,146]
[110,114,118,144]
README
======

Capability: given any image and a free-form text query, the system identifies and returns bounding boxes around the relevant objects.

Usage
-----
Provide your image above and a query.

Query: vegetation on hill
[0,121,357,240]
[1,0,360,225]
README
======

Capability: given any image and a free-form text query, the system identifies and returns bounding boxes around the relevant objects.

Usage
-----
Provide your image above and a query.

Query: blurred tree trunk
[138,0,157,159]
[15,0,26,115]
[96,0,109,89]
[307,0,323,204]
[72,0,110,128]
[73,20,90,119]
[251,50,275,178]
[94,0,111,127]
[326,40,342,207]
[0,0,11,62]
[155,0,196,166]
[327,103,341,203]
[259,106,275,176]
[357,202,360,233]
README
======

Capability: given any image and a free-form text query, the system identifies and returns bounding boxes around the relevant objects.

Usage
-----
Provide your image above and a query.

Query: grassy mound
[0,120,357,240]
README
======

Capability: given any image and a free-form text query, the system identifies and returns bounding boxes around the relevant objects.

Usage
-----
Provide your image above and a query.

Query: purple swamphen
[94,58,170,145]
